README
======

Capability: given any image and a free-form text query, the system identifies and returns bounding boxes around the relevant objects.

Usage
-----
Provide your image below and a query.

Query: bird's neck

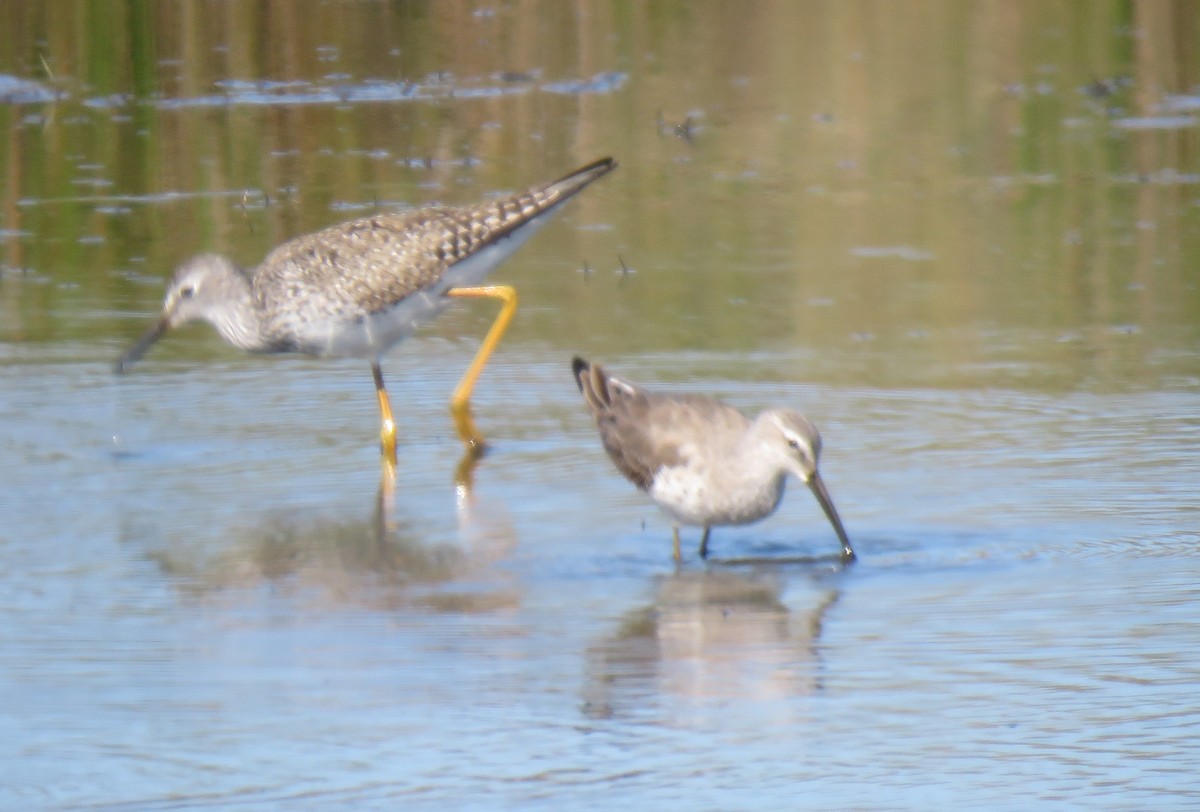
[211,271,268,352]
[714,424,790,514]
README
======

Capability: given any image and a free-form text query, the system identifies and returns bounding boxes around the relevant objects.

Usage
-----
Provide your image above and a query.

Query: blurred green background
[2,0,1196,394]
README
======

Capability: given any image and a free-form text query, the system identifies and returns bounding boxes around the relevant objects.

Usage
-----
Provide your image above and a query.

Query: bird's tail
[572,356,613,416]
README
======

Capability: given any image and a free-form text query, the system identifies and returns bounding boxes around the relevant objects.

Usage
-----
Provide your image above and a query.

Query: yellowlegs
[116,157,617,464]
[571,357,855,563]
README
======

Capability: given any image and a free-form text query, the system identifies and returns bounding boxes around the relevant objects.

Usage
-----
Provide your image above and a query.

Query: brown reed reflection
[2,0,1195,392]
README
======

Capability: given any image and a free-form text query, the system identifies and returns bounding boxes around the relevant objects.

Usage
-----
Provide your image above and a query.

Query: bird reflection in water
[582,568,840,719]
[376,442,486,532]
[149,455,516,614]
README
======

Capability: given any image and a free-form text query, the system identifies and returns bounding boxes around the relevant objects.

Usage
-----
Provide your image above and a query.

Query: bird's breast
[650,462,786,528]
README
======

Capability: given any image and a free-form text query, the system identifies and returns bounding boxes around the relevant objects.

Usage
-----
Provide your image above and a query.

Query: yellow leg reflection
[377,454,398,532]
[446,285,518,452]
[372,361,398,466]
[453,446,482,492]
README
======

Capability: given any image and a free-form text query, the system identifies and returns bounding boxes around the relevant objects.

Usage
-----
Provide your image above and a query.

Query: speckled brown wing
[251,157,617,334]
[251,210,452,321]
[573,357,684,492]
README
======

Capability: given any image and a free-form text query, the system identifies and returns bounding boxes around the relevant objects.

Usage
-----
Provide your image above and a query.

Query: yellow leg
[372,362,398,465]
[445,285,518,451]
[672,527,683,563]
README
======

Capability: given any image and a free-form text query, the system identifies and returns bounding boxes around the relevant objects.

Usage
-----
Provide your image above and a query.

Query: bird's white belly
[650,464,786,528]
[297,288,451,359]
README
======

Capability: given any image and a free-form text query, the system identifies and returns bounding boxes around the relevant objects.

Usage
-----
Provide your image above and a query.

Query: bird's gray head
[759,407,854,562]
[114,254,247,373]
[761,408,823,483]
[158,254,245,330]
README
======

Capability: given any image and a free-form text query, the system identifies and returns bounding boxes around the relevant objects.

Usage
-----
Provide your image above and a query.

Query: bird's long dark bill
[807,472,856,562]
[115,317,169,374]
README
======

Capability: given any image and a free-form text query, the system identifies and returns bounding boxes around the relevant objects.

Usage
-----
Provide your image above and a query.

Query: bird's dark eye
[179,286,196,299]
[787,438,801,451]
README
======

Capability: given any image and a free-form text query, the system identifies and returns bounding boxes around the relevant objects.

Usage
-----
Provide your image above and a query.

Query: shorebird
[116,157,617,464]
[571,357,855,563]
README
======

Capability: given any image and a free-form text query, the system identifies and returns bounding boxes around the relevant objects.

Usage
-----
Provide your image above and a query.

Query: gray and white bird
[572,357,854,563]
[116,157,617,463]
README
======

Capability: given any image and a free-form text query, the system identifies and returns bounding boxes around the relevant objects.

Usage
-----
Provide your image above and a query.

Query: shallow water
[4,342,1198,808]
[3,2,1200,809]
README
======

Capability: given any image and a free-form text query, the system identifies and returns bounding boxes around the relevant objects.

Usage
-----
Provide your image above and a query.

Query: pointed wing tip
[556,157,618,190]
[586,156,618,173]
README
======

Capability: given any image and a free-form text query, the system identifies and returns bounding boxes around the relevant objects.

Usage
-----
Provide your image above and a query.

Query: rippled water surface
[2,2,1200,809]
